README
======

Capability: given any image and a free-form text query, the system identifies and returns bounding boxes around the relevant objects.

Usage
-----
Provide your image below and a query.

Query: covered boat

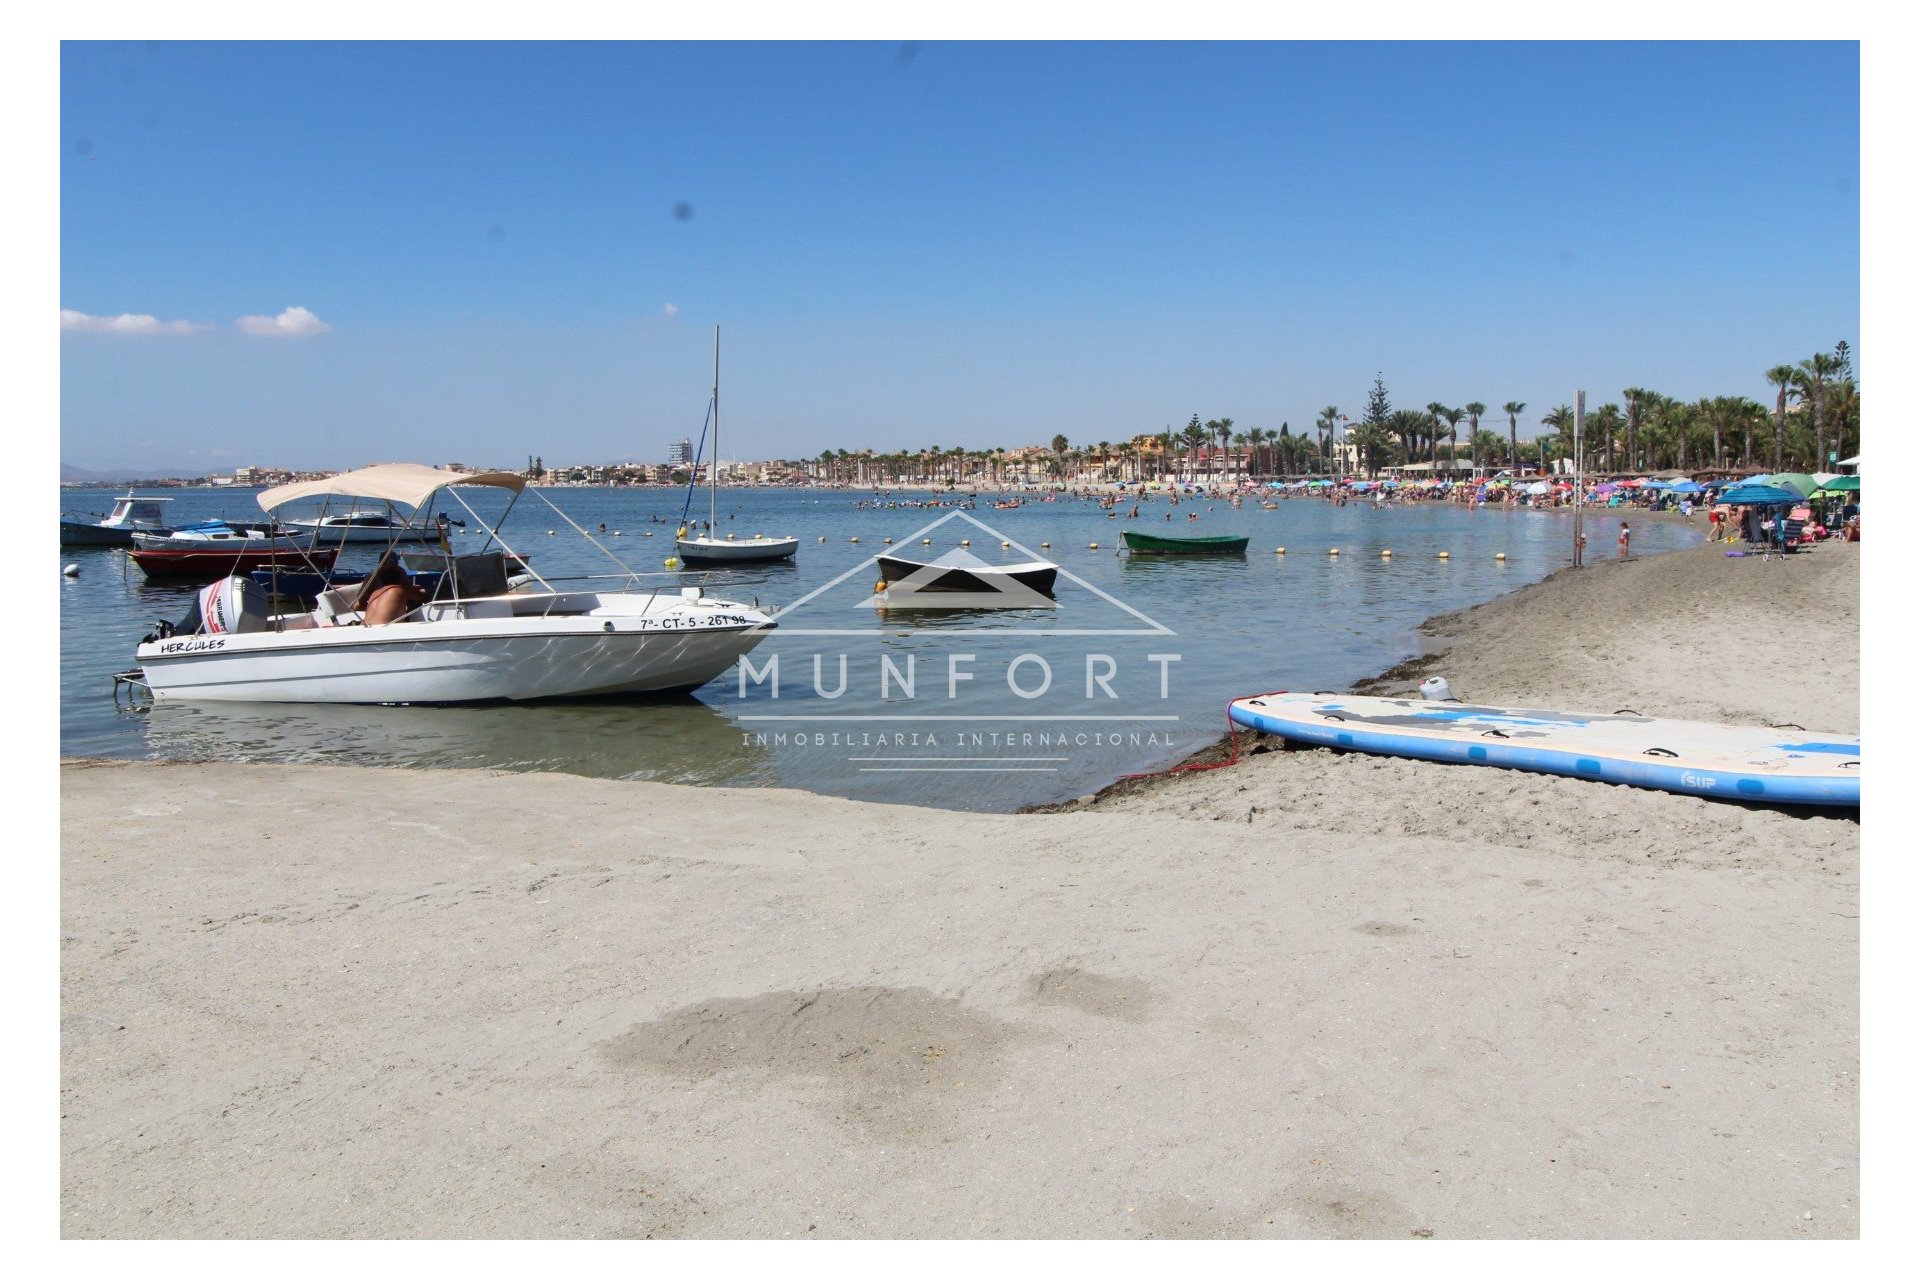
[131,464,776,703]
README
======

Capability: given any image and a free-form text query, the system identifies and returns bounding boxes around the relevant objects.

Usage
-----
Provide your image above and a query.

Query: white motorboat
[131,520,308,551]
[674,326,799,566]
[131,464,777,704]
[282,511,445,544]
[60,492,174,546]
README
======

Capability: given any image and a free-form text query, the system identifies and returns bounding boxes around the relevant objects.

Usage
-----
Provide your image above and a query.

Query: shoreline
[1027,511,1715,813]
[60,538,1859,1238]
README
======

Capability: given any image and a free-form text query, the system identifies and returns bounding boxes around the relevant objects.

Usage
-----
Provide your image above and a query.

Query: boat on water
[132,542,340,582]
[875,551,1058,606]
[282,511,446,545]
[248,566,371,601]
[1121,530,1250,555]
[60,492,174,546]
[132,519,308,551]
[129,463,777,704]
[674,326,799,566]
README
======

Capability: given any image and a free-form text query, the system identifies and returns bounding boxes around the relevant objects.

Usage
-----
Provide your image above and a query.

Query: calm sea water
[59,485,1702,811]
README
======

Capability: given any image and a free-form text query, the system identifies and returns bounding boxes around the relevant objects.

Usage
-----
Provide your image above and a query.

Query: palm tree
[1763,365,1795,472]
[1211,417,1235,483]
[1348,418,1395,478]
[1244,426,1268,479]
[1796,352,1840,472]
[1463,402,1486,473]
[1387,409,1427,470]
[1621,388,1650,473]
[1180,416,1207,482]
[1317,406,1340,474]
[1424,402,1447,464]
[1502,401,1526,471]
[1588,404,1624,472]
[1472,428,1505,468]
[1540,405,1575,470]
[1441,406,1466,471]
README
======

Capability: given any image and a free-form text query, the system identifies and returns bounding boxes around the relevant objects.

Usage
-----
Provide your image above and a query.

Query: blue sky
[59,40,1860,472]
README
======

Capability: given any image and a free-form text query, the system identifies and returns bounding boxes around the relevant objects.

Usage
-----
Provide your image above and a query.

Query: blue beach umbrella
[1716,483,1799,506]
[1668,479,1704,494]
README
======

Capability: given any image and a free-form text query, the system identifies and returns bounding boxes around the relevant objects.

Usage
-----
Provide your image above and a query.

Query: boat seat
[429,552,512,600]
[313,585,362,626]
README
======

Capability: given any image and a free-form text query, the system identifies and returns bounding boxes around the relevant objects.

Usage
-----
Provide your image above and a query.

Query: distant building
[667,438,693,466]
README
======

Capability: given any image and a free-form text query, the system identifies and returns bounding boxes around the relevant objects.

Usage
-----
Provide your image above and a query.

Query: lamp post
[1573,390,1586,568]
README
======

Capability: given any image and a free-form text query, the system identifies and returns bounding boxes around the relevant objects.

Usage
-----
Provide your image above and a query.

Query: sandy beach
[60,537,1860,1239]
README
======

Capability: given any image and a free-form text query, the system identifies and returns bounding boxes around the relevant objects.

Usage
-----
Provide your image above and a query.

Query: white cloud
[61,309,205,335]
[661,303,680,318]
[236,305,331,337]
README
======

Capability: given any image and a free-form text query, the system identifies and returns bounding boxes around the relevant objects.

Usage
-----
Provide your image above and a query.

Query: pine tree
[1363,374,1391,431]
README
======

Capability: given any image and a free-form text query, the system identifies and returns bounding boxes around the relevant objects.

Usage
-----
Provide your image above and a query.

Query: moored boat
[672,326,799,567]
[1121,530,1250,555]
[60,492,174,546]
[282,511,445,544]
[875,551,1058,604]
[131,463,777,704]
[131,543,340,582]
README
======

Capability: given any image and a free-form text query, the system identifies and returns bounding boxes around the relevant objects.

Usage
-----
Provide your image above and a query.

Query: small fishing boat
[875,551,1058,606]
[59,492,174,546]
[673,327,799,566]
[129,463,776,704]
[131,542,340,582]
[1121,530,1250,555]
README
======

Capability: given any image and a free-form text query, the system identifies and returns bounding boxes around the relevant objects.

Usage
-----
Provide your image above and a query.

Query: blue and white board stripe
[1228,693,1860,808]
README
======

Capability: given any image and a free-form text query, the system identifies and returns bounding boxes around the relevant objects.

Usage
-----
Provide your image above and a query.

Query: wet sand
[60,539,1859,1238]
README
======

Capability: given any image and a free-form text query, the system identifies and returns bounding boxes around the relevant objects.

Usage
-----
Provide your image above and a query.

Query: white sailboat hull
[136,591,774,703]
[675,535,799,563]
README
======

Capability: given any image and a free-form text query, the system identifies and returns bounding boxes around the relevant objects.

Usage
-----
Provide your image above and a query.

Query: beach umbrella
[1770,472,1818,499]
[1524,481,1550,495]
[1668,479,1704,494]
[1717,483,1800,506]
[1817,475,1860,493]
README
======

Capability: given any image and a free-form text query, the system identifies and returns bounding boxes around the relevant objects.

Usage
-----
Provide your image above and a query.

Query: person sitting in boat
[353,553,428,625]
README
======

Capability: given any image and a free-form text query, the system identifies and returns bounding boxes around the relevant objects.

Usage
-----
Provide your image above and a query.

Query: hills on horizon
[61,462,218,484]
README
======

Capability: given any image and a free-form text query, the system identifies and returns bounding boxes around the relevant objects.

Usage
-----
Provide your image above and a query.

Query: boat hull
[136,594,774,703]
[1121,532,1250,555]
[675,536,799,564]
[876,554,1058,597]
[285,518,440,544]
[130,546,340,581]
[61,520,142,547]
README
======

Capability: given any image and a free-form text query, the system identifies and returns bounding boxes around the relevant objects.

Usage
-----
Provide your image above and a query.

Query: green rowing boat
[1121,531,1251,555]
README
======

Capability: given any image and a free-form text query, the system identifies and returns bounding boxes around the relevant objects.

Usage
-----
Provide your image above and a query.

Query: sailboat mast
[709,325,720,530]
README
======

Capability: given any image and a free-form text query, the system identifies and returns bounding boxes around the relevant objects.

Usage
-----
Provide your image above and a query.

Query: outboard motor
[195,575,271,635]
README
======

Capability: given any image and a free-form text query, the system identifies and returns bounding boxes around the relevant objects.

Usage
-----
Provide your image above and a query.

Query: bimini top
[258,464,528,513]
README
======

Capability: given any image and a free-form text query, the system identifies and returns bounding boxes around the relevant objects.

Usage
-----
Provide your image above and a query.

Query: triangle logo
[769,509,1174,637]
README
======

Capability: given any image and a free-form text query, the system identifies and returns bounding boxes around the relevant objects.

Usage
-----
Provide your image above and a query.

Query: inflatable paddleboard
[1228,692,1859,808]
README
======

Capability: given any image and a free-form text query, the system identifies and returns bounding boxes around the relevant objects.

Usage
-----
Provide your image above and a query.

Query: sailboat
[674,326,799,566]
